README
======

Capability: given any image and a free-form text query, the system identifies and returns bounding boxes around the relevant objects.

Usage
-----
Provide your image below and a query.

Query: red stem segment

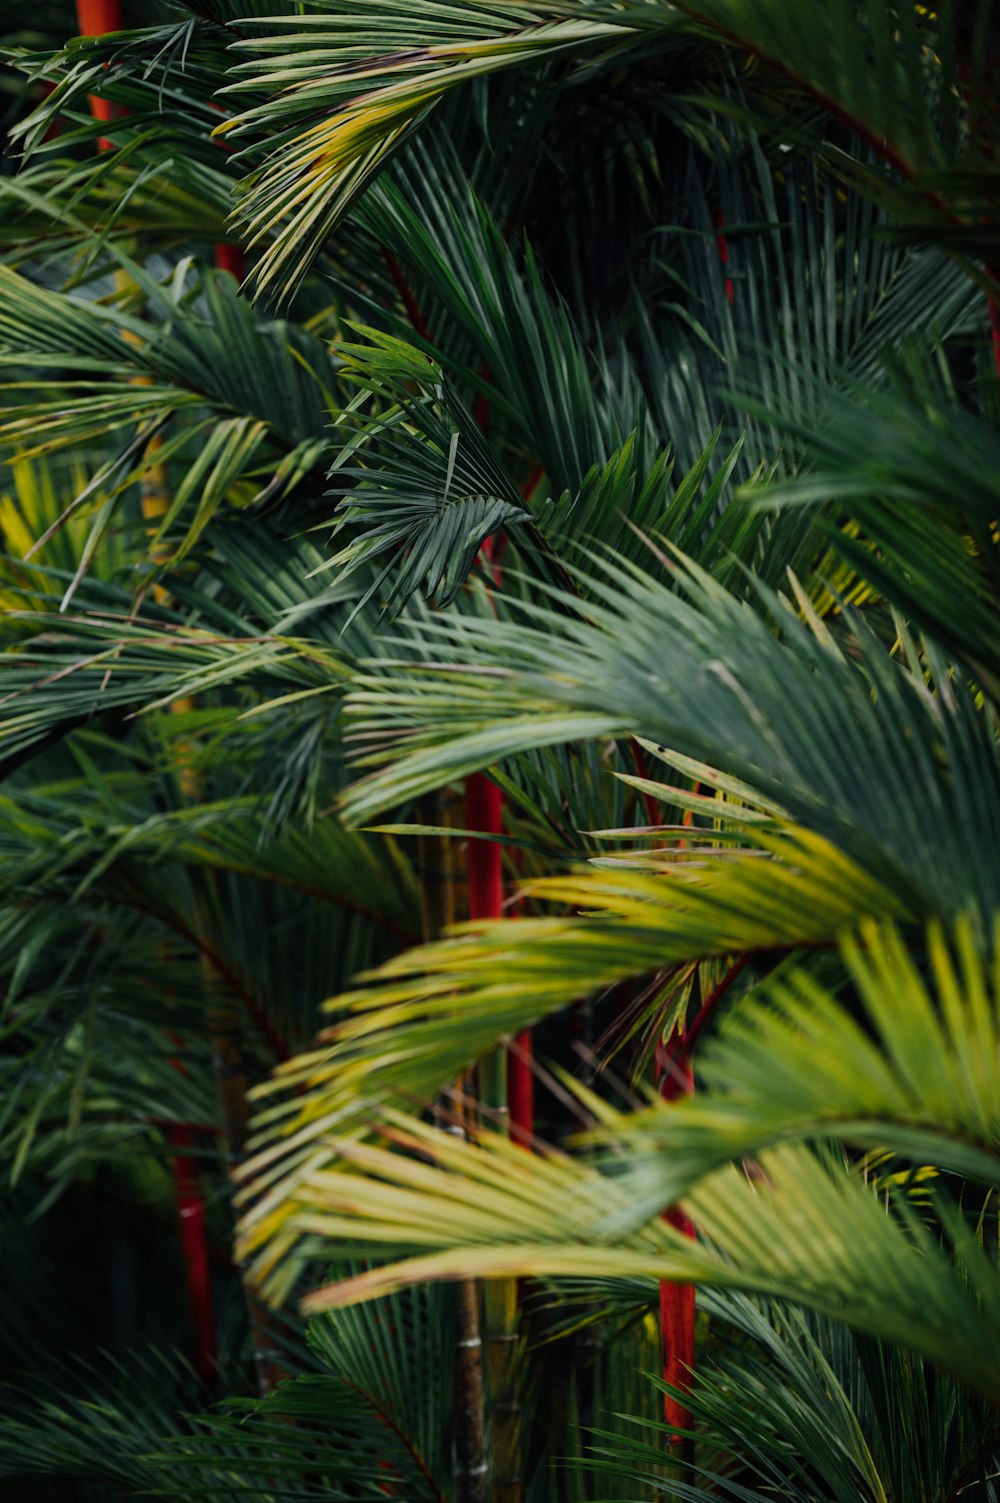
[655,954,751,1443]
[74,0,121,142]
[169,1127,216,1380]
[465,770,534,1142]
[214,243,245,279]
[466,773,503,922]
[659,1060,695,1441]
[986,267,1000,379]
[629,744,697,1441]
[467,348,537,1146]
[713,210,735,307]
[382,249,431,340]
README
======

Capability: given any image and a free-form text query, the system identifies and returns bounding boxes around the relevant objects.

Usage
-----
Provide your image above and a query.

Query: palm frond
[340,549,1000,934]
[586,915,1000,1220]
[217,5,640,303]
[236,1104,1000,1409]
[586,1287,1000,1503]
[0,257,339,590]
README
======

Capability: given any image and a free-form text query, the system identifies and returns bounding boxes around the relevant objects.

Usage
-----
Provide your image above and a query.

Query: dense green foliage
[2,1,1000,1498]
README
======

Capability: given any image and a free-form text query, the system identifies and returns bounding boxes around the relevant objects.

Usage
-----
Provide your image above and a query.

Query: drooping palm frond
[739,346,1000,692]
[583,914,1000,1212]
[0,892,219,1192]
[0,1352,207,1493]
[235,1100,1000,1408]
[322,329,530,616]
[322,321,780,616]
[226,916,1000,1415]
[152,1283,457,1501]
[339,549,1000,933]
[4,0,1000,1491]
[217,4,643,303]
[656,0,1000,267]
[0,126,235,268]
[233,818,906,1255]
[206,0,1000,306]
[0,592,348,771]
[0,766,418,937]
[0,256,339,591]
[632,120,987,474]
[0,1285,455,1501]
[350,140,661,493]
[586,1287,1000,1503]
[9,16,236,166]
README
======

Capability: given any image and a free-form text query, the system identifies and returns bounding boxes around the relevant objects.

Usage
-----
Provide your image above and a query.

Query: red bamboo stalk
[633,735,696,1445]
[465,357,537,1148]
[656,954,751,1446]
[214,243,245,279]
[165,1027,217,1381]
[74,0,122,142]
[382,248,431,340]
[169,1126,216,1381]
[466,773,503,922]
[659,1057,695,1441]
[644,191,738,1428]
[656,1041,695,1446]
[507,1031,534,1148]
[464,772,533,1144]
[986,267,1000,379]
[75,0,121,33]
[713,210,735,307]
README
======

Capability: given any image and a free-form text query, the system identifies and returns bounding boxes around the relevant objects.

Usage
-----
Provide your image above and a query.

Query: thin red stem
[213,243,244,279]
[628,739,663,828]
[382,248,431,340]
[74,0,122,143]
[986,267,1000,379]
[381,237,539,1148]
[674,952,752,1067]
[168,1125,216,1380]
[713,210,735,306]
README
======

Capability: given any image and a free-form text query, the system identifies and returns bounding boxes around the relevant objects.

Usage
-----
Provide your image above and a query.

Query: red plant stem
[382,248,431,339]
[656,191,749,1440]
[629,746,696,1441]
[648,829,696,1444]
[986,267,1000,380]
[655,953,750,1444]
[214,242,244,279]
[164,1024,217,1380]
[379,241,537,1146]
[74,0,122,144]
[466,773,503,922]
[628,738,663,828]
[632,737,696,1438]
[713,210,735,306]
[39,80,62,142]
[659,1058,695,1442]
[675,952,752,1065]
[464,768,534,1142]
[472,367,538,1145]
[75,0,120,34]
[474,362,492,435]
[169,1126,216,1380]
